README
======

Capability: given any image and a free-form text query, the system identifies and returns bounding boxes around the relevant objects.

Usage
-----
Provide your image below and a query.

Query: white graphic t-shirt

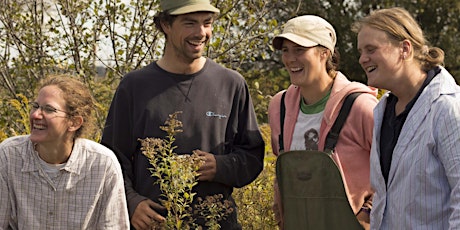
[289,90,330,151]
[290,112,323,150]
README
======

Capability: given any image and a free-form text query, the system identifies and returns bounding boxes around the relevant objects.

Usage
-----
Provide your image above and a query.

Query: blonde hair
[37,75,96,139]
[352,7,444,71]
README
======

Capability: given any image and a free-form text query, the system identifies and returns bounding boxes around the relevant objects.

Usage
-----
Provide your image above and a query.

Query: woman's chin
[29,133,44,143]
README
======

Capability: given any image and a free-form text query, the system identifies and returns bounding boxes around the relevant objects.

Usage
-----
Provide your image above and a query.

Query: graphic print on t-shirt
[304,128,319,150]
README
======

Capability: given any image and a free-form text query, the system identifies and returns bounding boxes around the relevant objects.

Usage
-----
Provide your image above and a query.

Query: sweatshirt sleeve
[101,80,147,217]
[213,81,265,188]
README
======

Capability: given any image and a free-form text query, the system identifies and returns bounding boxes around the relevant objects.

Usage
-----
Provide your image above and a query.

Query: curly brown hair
[36,75,96,139]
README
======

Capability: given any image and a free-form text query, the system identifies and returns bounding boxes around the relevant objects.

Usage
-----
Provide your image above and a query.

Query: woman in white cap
[268,15,378,229]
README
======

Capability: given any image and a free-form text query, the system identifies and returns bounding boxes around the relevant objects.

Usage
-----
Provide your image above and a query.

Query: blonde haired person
[269,15,378,229]
[0,75,129,229]
[353,7,460,229]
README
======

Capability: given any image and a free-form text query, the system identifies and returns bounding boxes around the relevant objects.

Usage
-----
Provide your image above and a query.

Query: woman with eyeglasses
[0,75,129,229]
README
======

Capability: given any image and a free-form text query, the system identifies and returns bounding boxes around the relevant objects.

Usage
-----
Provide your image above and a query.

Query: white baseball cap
[273,15,336,52]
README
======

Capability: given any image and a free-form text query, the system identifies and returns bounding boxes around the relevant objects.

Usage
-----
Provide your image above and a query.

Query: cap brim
[272,33,318,50]
[169,4,220,15]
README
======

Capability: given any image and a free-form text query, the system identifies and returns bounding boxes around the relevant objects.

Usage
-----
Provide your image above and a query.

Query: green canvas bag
[276,92,363,230]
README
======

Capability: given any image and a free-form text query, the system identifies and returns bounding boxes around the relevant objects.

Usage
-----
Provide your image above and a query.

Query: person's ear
[68,116,83,132]
[161,20,172,34]
[401,39,412,60]
[320,48,331,61]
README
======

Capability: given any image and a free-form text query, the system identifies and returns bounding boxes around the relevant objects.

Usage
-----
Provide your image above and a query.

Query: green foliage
[0,95,30,141]
[234,156,277,229]
[8,94,30,135]
[2,0,458,129]
[1,0,459,228]
[234,124,278,229]
[0,130,6,143]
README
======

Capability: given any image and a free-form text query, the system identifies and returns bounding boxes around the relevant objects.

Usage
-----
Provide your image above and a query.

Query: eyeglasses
[29,102,68,115]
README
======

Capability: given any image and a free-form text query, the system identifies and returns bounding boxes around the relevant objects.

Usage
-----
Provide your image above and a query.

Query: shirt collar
[388,66,440,118]
[22,137,82,175]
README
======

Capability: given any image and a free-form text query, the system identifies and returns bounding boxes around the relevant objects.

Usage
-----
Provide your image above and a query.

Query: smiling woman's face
[281,39,324,88]
[357,25,403,91]
[29,85,72,145]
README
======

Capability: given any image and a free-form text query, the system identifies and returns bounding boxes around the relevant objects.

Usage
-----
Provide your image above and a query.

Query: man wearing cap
[268,15,377,229]
[101,0,264,229]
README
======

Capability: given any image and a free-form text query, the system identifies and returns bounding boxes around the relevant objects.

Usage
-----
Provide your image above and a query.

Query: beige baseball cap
[273,15,336,52]
[161,0,220,15]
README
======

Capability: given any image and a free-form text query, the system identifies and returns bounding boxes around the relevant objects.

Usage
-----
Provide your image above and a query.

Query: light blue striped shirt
[370,67,460,229]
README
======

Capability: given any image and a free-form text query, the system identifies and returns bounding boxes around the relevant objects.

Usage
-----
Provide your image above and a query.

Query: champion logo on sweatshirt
[206,111,227,119]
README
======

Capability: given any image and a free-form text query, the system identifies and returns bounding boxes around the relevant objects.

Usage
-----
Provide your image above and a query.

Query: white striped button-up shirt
[0,136,129,229]
[370,67,460,229]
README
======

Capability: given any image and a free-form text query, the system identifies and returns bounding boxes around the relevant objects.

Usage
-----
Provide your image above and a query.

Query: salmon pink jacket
[268,72,378,227]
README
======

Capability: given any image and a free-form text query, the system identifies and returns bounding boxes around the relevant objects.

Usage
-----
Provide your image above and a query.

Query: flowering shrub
[234,124,278,229]
[139,112,233,229]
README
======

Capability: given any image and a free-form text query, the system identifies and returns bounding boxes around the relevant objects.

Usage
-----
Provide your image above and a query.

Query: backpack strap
[324,92,362,153]
[278,91,287,152]
[278,91,362,154]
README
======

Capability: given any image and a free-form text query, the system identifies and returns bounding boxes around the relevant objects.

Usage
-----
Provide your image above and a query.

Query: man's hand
[195,150,217,181]
[131,199,165,230]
